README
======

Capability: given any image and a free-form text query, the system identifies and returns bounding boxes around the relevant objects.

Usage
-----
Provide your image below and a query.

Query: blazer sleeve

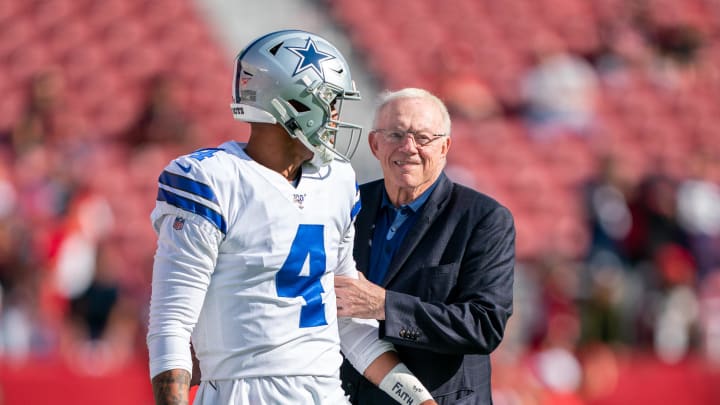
[380,205,515,355]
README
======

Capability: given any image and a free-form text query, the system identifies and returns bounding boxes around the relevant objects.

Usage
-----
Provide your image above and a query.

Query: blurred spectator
[529,257,585,405]
[651,24,703,67]
[582,154,633,265]
[530,256,581,349]
[10,69,66,158]
[122,74,197,153]
[621,173,695,345]
[438,73,501,121]
[0,215,57,361]
[68,259,119,342]
[61,240,141,375]
[578,256,627,346]
[579,155,641,346]
[653,269,699,363]
[531,346,585,405]
[675,150,720,282]
[624,174,690,268]
[594,26,655,88]
[520,33,599,139]
[50,191,114,302]
[648,23,704,92]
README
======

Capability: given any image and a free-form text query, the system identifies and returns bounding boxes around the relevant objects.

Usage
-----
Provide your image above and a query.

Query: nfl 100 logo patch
[173,216,186,230]
[293,193,306,209]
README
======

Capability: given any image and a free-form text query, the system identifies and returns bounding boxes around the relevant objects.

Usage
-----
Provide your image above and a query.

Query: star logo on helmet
[285,38,336,80]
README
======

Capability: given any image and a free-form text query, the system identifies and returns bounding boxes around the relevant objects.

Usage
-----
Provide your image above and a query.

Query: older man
[336,88,516,405]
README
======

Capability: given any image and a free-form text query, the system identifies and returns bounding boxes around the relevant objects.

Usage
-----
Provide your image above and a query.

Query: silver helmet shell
[231,30,362,167]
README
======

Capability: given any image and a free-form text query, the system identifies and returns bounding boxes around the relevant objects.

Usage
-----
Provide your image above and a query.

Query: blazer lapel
[382,173,452,286]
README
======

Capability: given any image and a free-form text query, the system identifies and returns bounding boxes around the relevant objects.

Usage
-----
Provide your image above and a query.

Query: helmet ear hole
[287,99,310,113]
[269,42,283,55]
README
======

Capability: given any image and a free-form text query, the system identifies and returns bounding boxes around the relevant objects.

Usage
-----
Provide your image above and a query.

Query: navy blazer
[340,172,515,405]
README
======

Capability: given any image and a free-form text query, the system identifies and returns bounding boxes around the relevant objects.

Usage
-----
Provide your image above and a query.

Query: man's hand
[335,272,386,320]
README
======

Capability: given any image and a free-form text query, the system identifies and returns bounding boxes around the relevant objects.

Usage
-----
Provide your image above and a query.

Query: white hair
[373,88,452,136]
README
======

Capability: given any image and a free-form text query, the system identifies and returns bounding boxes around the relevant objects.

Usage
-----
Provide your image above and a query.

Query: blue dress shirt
[367,180,439,284]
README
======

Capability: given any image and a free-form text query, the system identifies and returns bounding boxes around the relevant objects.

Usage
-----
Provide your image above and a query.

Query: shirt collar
[381,177,441,213]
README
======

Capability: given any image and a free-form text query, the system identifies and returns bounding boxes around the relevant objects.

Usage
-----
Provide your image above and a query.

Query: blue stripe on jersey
[351,199,361,221]
[159,170,219,204]
[157,188,227,234]
[351,181,361,220]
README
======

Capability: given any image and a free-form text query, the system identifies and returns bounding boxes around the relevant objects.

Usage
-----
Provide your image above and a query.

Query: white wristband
[378,363,433,405]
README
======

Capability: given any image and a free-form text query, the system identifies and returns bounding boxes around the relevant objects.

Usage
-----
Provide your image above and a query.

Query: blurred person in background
[62,239,141,375]
[146,30,436,405]
[623,173,691,276]
[9,68,66,158]
[336,88,515,405]
[675,150,720,283]
[520,33,599,140]
[438,73,501,121]
[123,73,198,154]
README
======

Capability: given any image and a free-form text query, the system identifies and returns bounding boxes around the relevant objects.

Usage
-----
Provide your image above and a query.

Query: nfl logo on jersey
[173,216,185,230]
[293,193,306,209]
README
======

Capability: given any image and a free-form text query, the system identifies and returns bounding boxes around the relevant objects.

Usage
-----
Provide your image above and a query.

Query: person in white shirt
[146,30,436,405]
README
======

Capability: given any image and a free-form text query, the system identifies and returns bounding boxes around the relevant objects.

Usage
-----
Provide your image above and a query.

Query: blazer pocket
[436,390,476,405]
[422,262,460,300]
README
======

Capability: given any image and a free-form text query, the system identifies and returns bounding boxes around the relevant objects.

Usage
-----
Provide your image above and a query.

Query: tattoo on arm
[152,369,191,405]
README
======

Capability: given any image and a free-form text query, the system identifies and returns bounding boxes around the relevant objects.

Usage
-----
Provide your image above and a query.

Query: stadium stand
[0,0,719,404]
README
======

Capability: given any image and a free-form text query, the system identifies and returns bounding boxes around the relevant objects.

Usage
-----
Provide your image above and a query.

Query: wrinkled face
[369,97,450,202]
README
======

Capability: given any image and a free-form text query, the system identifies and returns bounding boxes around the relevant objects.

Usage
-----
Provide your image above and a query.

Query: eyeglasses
[373,129,446,147]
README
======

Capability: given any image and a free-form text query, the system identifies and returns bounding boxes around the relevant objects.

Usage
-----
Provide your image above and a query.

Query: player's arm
[147,210,221,403]
[152,369,191,405]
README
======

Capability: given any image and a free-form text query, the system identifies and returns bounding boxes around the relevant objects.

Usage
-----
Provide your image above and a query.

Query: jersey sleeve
[334,220,358,278]
[147,212,222,378]
[334,180,361,278]
[147,155,225,379]
[338,316,395,375]
[336,174,392,374]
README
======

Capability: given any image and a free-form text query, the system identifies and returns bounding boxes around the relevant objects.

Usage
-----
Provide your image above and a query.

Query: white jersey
[147,141,392,386]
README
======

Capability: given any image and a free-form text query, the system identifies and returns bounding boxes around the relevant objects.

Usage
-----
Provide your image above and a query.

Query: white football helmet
[231,30,362,167]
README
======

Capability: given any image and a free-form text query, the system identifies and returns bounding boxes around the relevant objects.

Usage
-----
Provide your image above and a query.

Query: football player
[146,30,436,405]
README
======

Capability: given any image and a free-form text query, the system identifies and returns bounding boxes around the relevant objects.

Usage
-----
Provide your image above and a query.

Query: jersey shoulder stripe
[350,181,361,220]
[157,187,227,234]
[351,197,361,220]
[159,170,219,204]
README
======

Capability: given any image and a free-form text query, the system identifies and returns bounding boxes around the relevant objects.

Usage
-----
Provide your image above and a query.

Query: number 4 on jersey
[276,224,327,328]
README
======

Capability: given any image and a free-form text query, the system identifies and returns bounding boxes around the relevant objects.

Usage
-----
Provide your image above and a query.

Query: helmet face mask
[230,30,362,167]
